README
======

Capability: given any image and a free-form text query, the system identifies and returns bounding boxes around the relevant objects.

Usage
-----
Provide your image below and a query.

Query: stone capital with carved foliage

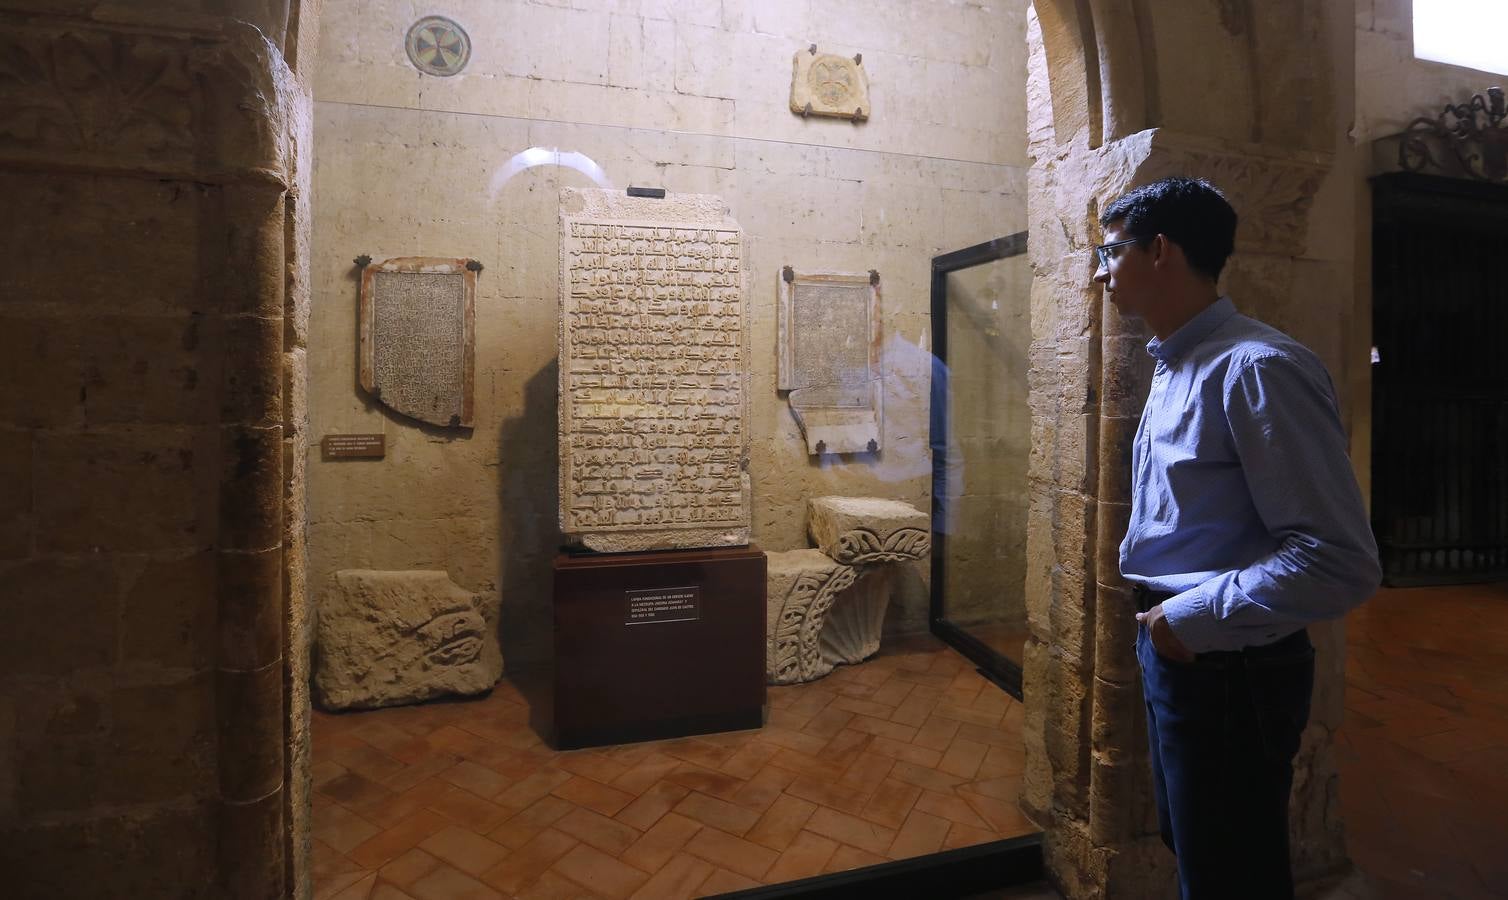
[0,17,294,184]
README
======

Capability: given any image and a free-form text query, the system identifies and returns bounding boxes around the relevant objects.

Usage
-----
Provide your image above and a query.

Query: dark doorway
[1371,172,1508,585]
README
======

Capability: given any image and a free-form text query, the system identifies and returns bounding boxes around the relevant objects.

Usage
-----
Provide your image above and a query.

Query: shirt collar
[1146,296,1236,364]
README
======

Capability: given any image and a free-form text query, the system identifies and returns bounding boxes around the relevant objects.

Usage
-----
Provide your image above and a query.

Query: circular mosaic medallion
[405,16,470,77]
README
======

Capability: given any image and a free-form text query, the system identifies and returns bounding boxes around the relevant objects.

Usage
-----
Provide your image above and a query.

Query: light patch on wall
[1413,0,1508,75]
[489,148,612,198]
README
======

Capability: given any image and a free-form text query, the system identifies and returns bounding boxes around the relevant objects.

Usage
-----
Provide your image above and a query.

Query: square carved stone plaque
[778,269,882,455]
[358,257,477,428]
[558,188,751,552]
[790,47,870,121]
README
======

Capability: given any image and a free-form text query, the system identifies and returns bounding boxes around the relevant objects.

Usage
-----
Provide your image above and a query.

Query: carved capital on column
[1132,132,1332,258]
[0,18,293,185]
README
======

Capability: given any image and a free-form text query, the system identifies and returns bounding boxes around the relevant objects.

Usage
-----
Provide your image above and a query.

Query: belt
[1130,584,1312,659]
[1130,584,1172,613]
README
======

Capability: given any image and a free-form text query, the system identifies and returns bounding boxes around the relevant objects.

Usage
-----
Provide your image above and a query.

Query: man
[1093,177,1380,899]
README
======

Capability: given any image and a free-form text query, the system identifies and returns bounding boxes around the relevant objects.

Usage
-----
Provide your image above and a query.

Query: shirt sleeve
[1161,353,1382,653]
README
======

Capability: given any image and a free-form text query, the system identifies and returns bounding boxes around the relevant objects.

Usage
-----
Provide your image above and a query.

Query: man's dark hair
[1100,177,1237,281]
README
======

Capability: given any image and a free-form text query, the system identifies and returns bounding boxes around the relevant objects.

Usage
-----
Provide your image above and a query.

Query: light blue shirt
[1120,297,1381,653]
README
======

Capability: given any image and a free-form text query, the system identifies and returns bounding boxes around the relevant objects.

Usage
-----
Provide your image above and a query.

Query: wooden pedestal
[551,544,767,750]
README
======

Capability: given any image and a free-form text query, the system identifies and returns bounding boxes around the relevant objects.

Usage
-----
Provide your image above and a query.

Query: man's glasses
[1094,238,1140,268]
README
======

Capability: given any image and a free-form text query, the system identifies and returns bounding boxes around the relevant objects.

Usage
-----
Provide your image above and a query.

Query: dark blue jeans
[1137,624,1315,899]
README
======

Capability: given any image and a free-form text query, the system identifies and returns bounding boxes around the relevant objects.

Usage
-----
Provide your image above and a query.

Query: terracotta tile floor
[1337,581,1508,900]
[313,582,1508,899]
[310,633,1038,900]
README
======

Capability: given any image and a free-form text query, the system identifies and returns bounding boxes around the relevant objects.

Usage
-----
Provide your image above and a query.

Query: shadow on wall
[496,357,560,712]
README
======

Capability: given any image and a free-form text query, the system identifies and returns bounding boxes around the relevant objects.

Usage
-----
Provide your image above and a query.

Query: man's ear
[1150,233,1170,268]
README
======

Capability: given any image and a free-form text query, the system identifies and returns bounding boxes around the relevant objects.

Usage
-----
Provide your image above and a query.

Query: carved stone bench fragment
[765,497,931,684]
[314,570,503,710]
[765,549,858,685]
[808,496,930,564]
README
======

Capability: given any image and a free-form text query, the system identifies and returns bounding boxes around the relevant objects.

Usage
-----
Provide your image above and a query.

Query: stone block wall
[0,2,316,897]
[307,0,1033,668]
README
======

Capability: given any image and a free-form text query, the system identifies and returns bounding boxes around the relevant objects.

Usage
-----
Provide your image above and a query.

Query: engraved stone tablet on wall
[559,189,751,552]
[778,269,882,455]
[790,47,870,121]
[359,257,477,428]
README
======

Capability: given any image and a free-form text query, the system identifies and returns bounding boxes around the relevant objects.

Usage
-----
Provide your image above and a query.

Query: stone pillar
[1024,3,1353,896]
[0,2,315,897]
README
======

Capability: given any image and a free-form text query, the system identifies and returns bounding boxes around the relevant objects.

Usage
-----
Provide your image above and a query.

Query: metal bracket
[354,254,372,269]
[465,259,484,272]
[869,269,880,286]
[809,43,817,55]
[782,265,795,283]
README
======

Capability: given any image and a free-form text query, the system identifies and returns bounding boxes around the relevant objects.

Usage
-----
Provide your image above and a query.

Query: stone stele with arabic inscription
[558,188,751,552]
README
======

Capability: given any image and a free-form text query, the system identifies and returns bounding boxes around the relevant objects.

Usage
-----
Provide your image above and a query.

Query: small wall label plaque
[625,586,701,625]
[322,434,386,459]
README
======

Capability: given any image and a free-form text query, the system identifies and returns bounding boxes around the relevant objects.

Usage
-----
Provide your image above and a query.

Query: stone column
[1024,3,1353,896]
[0,3,315,897]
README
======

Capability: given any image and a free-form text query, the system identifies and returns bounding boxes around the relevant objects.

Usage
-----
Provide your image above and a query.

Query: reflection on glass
[489,147,612,196]
[939,252,1032,667]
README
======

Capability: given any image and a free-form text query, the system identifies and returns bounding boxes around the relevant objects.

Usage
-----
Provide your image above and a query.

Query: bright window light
[1413,0,1508,75]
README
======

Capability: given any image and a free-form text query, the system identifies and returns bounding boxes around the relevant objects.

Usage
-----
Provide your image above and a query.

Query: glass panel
[940,254,1032,666]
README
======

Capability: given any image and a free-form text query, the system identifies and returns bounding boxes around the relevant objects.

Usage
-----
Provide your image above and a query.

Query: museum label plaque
[558,188,751,552]
[625,585,700,625]
[321,433,386,459]
[359,256,477,428]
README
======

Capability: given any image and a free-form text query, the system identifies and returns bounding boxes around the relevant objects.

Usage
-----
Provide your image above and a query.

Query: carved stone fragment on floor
[808,495,930,564]
[314,569,502,710]
[765,549,858,685]
[765,497,931,684]
[819,565,895,669]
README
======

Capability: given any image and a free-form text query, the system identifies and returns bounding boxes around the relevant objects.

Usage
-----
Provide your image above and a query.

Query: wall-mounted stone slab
[766,548,858,684]
[790,47,871,121]
[359,257,477,428]
[809,496,930,564]
[558,188,751,552]
[313,569,501,710]
[778,269,882,455]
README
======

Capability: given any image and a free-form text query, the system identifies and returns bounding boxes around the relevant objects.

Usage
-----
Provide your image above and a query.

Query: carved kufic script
[559,190,750,551]
[564,224,743,529]
[792,281,871,407]
[359,258,477,428]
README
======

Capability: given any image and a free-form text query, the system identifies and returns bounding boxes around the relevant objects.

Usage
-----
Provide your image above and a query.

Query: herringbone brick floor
[1336,582,1508,899]
[310,633,1036,900]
